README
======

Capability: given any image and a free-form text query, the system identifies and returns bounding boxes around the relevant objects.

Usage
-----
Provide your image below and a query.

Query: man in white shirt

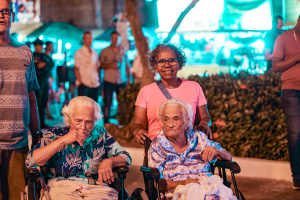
[74,31,100,102]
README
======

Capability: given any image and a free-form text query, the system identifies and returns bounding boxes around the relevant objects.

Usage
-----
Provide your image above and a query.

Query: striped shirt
[0,37,39,149]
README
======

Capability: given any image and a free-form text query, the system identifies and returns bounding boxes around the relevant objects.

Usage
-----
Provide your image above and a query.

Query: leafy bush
[117,71,288,161]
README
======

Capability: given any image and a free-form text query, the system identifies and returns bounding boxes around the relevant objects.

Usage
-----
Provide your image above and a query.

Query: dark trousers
[78,84,99,102]
[281,89,300,182]
[0,146,28,200]
[35,79,49,127]
[103,81,126,123]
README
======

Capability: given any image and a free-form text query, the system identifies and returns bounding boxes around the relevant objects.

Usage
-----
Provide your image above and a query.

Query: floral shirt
[26,126,131,180]
[148,129,223,199]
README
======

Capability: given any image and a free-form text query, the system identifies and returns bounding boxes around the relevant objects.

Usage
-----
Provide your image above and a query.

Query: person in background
[99,31,130,123]
[132,43,211,144]
[33,38,54,129]
[74,31,100,102]
[0,0,40,199]
[264,15,284,71]
[26,96,131,200]
[272,15,300,190]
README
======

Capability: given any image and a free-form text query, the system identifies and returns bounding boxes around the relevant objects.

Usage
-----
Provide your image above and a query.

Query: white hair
[61,96,102,127]
[157,98,193,130]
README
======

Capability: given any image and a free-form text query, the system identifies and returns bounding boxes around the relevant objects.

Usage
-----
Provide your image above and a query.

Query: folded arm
[272,54,300,72]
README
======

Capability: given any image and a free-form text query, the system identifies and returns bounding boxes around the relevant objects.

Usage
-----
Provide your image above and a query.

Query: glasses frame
[0,9,12,17]
[155,58,179,67]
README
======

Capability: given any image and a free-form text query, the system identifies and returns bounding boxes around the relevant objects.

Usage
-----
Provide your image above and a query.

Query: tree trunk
[125,0,155,89]
[164,0,200,43]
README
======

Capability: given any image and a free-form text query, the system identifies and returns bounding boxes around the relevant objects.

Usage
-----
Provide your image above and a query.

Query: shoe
[292,179,300,190]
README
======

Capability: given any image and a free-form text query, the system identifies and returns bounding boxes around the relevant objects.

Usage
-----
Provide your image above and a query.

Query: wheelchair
[24,131,131,200]
[131,138,245,200]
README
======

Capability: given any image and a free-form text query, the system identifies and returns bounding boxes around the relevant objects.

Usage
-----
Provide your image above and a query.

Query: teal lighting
[251,39,265,49]
[65,43,72,50]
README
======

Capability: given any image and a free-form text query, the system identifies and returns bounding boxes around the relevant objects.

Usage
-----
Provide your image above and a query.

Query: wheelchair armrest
[214,160,241,173]
[113,166,129,180]
[26,168,40,182]
[140,166,160,179]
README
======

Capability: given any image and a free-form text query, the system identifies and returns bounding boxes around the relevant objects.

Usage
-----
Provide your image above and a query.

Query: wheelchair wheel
[131,188,149,200]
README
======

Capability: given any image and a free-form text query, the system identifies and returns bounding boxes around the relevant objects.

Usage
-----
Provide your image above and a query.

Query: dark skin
[132,47,211,144]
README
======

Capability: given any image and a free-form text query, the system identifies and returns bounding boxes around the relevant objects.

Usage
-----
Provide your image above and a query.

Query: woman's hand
[197,122,212,139]
[98,158,114,187]
[184,178,199,185]
[133,128,149,144]
[202,146,220,162]
[63,127,86,146]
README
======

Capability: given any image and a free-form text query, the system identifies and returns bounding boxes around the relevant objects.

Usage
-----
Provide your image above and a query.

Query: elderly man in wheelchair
[25,96,131,200]
[147,99,237,200]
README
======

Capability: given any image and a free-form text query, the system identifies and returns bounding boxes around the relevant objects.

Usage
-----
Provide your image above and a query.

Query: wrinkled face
[83,33,93,47]
[111,33,119,47]
[0,0,14,34]
[161,104,187,139]
[154,48,179,81]
[70,105,95,140]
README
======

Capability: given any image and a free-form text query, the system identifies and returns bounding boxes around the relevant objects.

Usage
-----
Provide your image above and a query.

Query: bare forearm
[74,67,81,82]
[272,56,300,72]
[158,179,186,191]
[32,136,67,166]
[101,62,118,69]
[29,92,39,134]
[218,150,232,161]
[110,155,128,167]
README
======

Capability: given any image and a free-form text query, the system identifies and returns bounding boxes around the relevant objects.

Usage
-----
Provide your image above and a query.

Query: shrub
[117,71,288,161]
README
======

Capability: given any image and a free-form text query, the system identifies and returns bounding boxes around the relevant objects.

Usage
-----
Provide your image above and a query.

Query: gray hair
[61,96,102,127]
[157,98,193,130]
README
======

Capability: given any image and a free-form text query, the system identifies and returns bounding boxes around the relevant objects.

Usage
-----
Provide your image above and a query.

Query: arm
[36,61,46,69]
[195,105,211,137]
[132,106,149,144]
[28,91,40,148]
[100,62,118,69]
[158,178,199,191]
[125,54,131,83]
[202,146,232,162]
[272,55,300,72]
[32,127,87,166]
[264,48,272,61]
[97,155,128,186]
[74,66,81,85]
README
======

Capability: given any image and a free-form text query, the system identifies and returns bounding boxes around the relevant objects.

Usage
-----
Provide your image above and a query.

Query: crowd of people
[1,0,300,200]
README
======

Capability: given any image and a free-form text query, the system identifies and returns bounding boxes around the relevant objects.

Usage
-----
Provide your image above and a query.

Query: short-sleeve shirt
[0,37,39,149]
[99,46,128,84]
[264,28,284,69]
[272,29,300,90]
[149,129,223,199]
[135,79,207,140]
[74,46,100,88]
[26,126,132,179]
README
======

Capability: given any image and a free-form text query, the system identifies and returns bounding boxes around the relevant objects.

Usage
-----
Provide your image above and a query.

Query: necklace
[293,29,300,49]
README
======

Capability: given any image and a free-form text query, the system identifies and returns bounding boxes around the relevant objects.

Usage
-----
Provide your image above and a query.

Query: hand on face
[64,126,88,146]
[98,158,114,187]
[202,146,220,162]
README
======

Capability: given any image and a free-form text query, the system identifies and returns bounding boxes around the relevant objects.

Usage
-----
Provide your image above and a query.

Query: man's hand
[98,158,114,187]
[202,146,220,162]
[63,127,86,146]
[133,128,149,144]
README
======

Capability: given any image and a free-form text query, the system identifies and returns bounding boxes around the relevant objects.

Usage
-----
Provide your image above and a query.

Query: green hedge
[117,71,288,161]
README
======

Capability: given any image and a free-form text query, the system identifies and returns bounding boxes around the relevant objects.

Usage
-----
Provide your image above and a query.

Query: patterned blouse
[26,126,131,180]
[148,129,224,199]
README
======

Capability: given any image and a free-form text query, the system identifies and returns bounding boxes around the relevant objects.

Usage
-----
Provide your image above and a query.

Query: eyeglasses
[155,58,179,67]
[0,9,12,17]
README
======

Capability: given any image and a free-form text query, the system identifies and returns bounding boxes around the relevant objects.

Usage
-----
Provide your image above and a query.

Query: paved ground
[41,112,300,200]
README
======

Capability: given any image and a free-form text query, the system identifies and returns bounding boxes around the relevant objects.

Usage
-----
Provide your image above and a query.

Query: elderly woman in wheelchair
[25,96,131,200]
[148,99,237,200]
